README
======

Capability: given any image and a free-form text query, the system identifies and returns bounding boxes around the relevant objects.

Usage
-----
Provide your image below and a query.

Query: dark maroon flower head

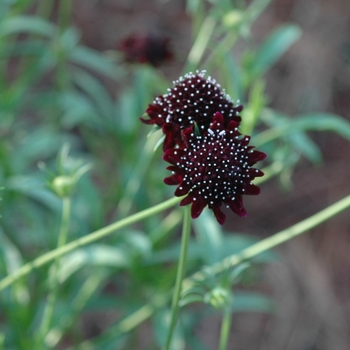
[141,71,243,150]
[117,33,173,67]
[163,112,266,225]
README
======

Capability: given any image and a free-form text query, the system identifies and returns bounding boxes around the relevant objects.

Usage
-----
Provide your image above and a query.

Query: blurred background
[1,0,350,349]
[74,1,350,348]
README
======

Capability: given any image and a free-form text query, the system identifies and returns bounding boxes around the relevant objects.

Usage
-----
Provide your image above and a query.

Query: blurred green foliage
[1,0,350,349]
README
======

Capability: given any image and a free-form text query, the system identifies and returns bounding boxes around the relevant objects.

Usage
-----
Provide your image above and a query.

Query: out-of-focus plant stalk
[36,196,71,348]
[75,192,350,348]
[36,0,56,19]
[164,206,191,350]
[58,0,72,33]
[219,306,232,350]
[190,193,350,284]
[0,196,184,292]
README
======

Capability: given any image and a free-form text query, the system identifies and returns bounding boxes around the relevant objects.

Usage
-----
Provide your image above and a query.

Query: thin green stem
[58,0,72,33]
[36,197,71,348]
[54,0,73,94]
[81,193,350,347]
[164,206,191,350]
[0,196,184,292]
[203,32,238,72]
[219,306,232,350]
[26,193,350,349]
[190,193,350,284]
[36,0,56,19]
[185,16,217,72]
[57,197,71,251]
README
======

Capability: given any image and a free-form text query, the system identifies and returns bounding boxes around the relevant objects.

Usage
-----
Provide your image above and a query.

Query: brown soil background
[72,0,350,349]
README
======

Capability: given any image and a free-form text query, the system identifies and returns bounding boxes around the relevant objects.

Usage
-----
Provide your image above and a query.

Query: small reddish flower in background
[141,71,242,150]
[117,33,173,67]
[163,112,266,225]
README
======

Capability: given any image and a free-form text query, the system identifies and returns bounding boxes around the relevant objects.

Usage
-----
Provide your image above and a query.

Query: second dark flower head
[163,112,266,225]
[117,33,173,67]
[141,71,243,150]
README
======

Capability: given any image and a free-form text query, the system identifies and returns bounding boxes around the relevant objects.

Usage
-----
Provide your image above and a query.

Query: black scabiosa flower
[117,33,173,67]
[163,112,266,225]
[141,71,242,150]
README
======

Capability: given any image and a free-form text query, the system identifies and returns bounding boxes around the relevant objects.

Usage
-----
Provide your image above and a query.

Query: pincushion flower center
[177,129,250,206]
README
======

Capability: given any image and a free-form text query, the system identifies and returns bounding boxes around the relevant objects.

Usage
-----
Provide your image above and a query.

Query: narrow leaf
[253,24,302,75]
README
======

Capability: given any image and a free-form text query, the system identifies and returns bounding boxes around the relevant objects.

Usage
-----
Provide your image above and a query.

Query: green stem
[219,306,232,350]
[191,193,350,283]
[54,0,73,95]
[58,0,72,33]
[84,192,350,347]
[36,0,55,19]
[185,16,216,72]
[164,206,191,350]
[0,196,183,292]
[203,32,238,72]
[36,197,71,347]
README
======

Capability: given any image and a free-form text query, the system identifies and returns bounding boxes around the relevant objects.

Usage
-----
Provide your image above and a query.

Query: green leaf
[221,234,278,263]
[57,244,130,282]
[193,208,223,265]
[0,229,30,306]
[117,89,140,134]
[74,176,104,230]
[71,68,115,121]
[0,15,56,38]
[228,262,251,283]
[246,0,273,24]
[240,79,267,135]
[69,46,120,80]
[231,291,274,313]
[153,309,185,350]
[5,175,61,211]
[58,90,100,128]
[252,24,302,76]
[186,0,202,16]
[256,111,350,147]
[13,126,66,172]
[59,27,80,52]
[0,229,23,275]
[123,230,152,259]
[288,131,322,163]
[221,53,243,101]
[292,113,350,140]
[0,40,47,58]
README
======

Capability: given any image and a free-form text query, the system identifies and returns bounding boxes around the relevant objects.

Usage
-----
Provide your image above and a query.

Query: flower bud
[204,287,233,310]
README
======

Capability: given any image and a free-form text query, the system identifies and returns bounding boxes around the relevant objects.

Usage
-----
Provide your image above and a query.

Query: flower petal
[180,193,194,206]
[163,149,183,164]
[248,150,267,163]
[191,196,207,219]
[244,184,260,195]
[228,196,247,217]
[139,116,154,125]
[211,112,224,130]
[164,174,183,185]
[213,206,226,225]
[175,181,191,196]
